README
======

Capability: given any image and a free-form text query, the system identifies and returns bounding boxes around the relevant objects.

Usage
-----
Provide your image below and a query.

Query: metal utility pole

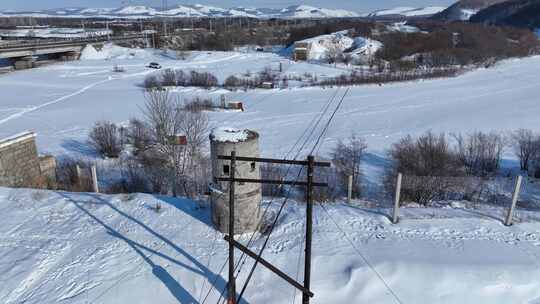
[303,156,314,304]
[162,0,168,36]
[217,154,330,303]
[228,151,237,304]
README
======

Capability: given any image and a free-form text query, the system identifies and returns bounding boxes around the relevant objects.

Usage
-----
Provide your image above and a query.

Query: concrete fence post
[505,175,523,226]
[75,165,82,186]
[347,175,353,204]
[91,165,99,193]
[392,173,403,224]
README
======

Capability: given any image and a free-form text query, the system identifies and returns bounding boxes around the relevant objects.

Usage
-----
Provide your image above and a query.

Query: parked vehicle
[146,62,162,69]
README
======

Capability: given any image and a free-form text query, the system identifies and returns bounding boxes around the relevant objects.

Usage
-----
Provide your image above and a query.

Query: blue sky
[2,1,455,12]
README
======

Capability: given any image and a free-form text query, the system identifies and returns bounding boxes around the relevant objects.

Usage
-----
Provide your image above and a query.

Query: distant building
[293,41,311,61]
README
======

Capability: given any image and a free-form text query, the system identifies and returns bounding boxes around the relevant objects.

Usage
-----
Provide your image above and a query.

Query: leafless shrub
[189,71,218,87]
[183,97,215,112]
[105,159,150,194]
[142,89,181,144]
[161,69,176,86]
[259,66,277,83]
[143,74,162,90]
[55,158,93,192]
[453,131,505,177]
[511,128,540,171]
[175,70,187,86]
[311,165,341,202]
[385,131,463,205]
[126,118,152,155]
[113,65,126,73]
[140,88,210,197]
[331,134,367,199]
[317,68,461,87]
[88,121,122,158]
[224,75,241,88]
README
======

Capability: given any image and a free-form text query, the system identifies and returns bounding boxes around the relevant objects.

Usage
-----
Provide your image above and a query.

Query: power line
[310,87,350,155]
[318,202,404,304]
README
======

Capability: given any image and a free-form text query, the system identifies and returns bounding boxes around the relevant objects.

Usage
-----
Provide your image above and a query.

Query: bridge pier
[60,51,81,61]
[13,56,36,70]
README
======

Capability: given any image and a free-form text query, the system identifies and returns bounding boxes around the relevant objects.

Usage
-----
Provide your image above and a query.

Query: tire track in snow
[0,78,112,126]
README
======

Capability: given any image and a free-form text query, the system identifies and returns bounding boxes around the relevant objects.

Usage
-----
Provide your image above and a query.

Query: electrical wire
[318,202,404,304]
[235,88,350,302]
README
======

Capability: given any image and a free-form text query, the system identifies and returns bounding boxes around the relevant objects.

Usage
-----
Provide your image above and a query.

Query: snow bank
[369,6,446,17]
[298,30,355,61]
[80,44,107,60]
[460,9,479,20]
[387,22,422,33]
[350,37,383,58]
[80,43,151,61]
[2,187,540,304]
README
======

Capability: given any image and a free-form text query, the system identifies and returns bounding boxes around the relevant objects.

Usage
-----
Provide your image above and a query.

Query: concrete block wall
[0,132,52,188]
[39,155,57,185]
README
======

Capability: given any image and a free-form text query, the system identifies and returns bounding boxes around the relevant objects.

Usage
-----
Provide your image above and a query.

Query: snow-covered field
[2,187,540,304]
[3,45,540,303]
[1,46,540,161]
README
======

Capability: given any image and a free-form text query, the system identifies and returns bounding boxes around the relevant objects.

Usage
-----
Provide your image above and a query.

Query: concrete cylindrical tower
[210,127,262,234]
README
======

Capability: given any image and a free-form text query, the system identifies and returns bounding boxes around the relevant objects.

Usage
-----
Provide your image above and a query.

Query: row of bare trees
[510,129,540,176]
[317,68,461,87]
[384,129,540,206]
[144,69,218,90]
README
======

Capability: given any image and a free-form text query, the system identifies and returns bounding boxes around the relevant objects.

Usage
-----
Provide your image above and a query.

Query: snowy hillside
[2,186,540,303]
[0,5,359,19]
[366,6,446,17]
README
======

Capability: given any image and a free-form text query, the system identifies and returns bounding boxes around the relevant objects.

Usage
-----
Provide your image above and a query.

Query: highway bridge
[0,34,152,69]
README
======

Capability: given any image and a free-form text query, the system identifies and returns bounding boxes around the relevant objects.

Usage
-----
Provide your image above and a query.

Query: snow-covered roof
[210,127,258,143]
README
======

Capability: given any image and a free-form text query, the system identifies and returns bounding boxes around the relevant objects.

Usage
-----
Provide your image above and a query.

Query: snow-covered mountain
[365,6,447,18]
[0,4,360,19]
[433,0,510,21]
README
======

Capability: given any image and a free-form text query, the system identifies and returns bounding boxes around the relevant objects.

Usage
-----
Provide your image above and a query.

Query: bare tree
[141,89,209,197]
[126,118,152,155]
[453,131,505,177]
[143,74,161,90]
[142,89,181,144]
[88,121,121,158]
[161,69,176,86]
[511,129,539,171]
[331,134,367,198]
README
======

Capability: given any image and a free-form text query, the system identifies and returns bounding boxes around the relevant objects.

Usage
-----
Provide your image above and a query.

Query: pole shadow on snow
[153,194,213,227]
[58,192,237,304]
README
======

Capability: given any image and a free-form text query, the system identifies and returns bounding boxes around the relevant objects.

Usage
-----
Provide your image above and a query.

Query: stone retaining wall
[0,132,55,188]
